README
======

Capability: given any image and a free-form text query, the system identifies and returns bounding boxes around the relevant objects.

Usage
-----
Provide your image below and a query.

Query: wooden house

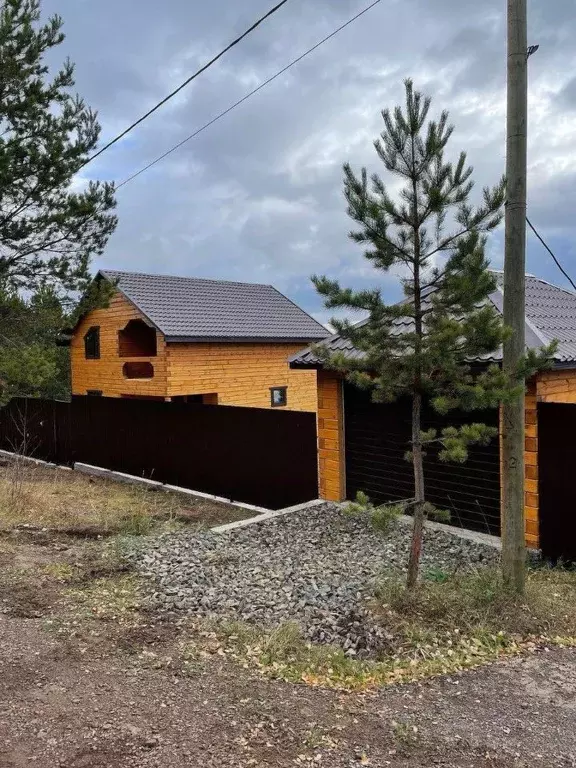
[70,270,328,411]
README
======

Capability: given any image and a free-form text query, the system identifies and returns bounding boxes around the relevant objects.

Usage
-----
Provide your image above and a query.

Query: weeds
[183,618,520,692]
[390,720,420,749]
[66,573,143,625]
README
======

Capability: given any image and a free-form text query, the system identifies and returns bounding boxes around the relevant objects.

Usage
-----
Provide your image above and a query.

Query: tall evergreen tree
[0,0,117,293]
[313,81,529,587]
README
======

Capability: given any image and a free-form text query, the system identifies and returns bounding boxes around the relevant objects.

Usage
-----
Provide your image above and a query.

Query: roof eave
[165,335,328,344]
[289,360,323,370]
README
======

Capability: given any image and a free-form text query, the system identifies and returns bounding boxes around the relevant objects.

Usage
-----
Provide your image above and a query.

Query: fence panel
[0,396,318,510]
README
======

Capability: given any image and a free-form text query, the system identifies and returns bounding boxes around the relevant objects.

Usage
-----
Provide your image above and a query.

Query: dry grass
[375,566,576,640]
[0,460,250,537]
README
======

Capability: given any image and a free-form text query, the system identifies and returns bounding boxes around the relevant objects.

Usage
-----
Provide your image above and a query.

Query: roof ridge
[100,269,274,290]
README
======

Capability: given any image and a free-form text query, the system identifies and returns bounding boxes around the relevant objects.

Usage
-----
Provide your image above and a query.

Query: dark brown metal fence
[0,396,319,510]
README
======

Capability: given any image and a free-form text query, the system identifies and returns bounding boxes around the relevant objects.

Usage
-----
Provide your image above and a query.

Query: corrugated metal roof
[289,274,576,367]
[100,270,329,342]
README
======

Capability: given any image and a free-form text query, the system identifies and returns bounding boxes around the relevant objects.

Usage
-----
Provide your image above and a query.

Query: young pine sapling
[313,80,526,588]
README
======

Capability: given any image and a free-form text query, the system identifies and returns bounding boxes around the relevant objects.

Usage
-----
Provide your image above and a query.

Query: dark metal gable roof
[99,270,329,343]
[289,274,576,367]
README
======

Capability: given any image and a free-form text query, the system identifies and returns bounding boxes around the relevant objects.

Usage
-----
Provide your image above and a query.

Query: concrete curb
[75,463,164,489]
[211,498,325,533]
[0,449,72,470]
[74,463,272,516]
[0,449,318,521]
[397,514,502,550]
[329,499,502,551]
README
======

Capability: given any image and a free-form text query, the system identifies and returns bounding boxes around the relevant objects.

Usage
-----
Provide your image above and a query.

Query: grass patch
[376,566,576,639]
[182,618,517,692]
[65,573,143,625]
[0,461,249,536]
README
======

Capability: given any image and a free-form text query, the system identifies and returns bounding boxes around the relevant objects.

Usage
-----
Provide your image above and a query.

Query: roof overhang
[165,336,327,344]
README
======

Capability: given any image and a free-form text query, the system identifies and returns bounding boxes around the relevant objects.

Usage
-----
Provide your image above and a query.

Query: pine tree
[313,80,521,588]
[0,0,117,293]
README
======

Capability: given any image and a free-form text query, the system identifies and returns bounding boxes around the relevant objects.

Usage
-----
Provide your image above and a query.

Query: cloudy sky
[44,0,576,324]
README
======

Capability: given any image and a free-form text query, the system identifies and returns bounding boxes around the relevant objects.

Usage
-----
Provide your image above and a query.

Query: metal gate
[344,383,501,535]
[538,402,576,561]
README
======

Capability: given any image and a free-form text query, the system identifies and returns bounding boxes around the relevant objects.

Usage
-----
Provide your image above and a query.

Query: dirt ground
[0,464,574,768]
[0,536,574,768]
[0,611,575,768]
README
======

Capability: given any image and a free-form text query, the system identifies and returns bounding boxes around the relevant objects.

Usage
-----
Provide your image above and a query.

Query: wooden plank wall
[71,292,318,411]
[537,369,576,403]
[71,293,168,398]
[166,343,318,412]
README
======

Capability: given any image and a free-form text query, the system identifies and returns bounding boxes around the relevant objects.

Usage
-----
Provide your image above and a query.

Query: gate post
[501,380,539,549]
[317,371,345,502]
[524,382,539,548]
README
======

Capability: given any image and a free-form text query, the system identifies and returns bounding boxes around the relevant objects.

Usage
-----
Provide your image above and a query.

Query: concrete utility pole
[502,0,528,593]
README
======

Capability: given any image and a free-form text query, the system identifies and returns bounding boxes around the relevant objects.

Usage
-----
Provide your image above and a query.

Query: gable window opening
[270,386,287,408]
[84,326,100,360]
[118,319,157,358]
[86,389,102,397]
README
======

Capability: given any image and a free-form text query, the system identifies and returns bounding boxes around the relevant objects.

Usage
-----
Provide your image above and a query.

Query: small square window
[270,386,287,408]
[84,326,100,359]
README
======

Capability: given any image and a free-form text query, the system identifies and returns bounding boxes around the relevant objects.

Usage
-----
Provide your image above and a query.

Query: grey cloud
[556,77,576,109]
[40,0,576,315]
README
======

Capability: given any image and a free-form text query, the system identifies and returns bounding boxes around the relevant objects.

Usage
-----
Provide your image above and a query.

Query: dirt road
[0,613,574,768]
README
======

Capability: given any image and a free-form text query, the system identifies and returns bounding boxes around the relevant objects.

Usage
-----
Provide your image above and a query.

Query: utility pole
[502,0,528,593]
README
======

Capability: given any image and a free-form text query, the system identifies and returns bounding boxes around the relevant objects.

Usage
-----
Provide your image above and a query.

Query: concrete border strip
[74,463,272,515]
[163,484,269,515]
[397,514,502,550]
[0,449,318,520]
[0,449,72,470]
[211,498,325,533]
[74,463,165,489]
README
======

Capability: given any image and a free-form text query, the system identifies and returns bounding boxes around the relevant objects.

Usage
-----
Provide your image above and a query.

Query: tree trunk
[407,390,425,589]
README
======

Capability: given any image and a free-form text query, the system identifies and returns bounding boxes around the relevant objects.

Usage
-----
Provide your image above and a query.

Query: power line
[7,0,382,264]
[116,0,383,190]
[526,216,576,292]
[80,0,291,170]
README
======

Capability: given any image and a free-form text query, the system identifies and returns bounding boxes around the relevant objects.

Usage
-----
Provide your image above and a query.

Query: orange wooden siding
[317,371,345,501]
[536,369,576,403]
[71,293,168,398]
[166,343,318,412]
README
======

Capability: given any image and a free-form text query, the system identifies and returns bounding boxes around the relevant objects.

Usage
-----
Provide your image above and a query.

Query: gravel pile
[134,504,499,656]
